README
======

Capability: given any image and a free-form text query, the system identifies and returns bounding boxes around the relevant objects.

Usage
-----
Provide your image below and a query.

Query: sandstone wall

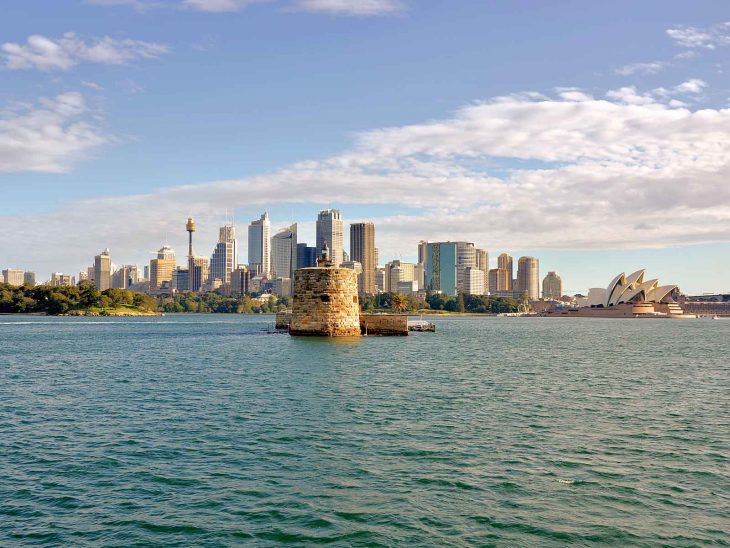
[290,268,361,336]
[360,314,408,336]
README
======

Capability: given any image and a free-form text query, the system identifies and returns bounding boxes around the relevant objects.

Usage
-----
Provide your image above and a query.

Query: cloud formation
[667,21,730,49]
[0,92,108,173]
[2,84,729,280]
[615,61,667,76]
[89,0,402,15]
[1,32,169,71]
[291,0,402,16]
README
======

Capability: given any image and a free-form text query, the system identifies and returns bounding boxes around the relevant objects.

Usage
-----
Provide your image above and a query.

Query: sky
[0,0,729,294]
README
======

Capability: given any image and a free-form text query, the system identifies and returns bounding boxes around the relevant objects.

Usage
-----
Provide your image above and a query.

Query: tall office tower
[375,268,385,293]
[350,222,376,295]
[271,224,298,280]
[374,248,380,268]
[230,266,251,296]
[172,267,189,292]
[341,260,364,294]
[416,240,429,288]
[476,248,489,293]
[23,271,36,287]
[456,241,476,293]
[248,212,271,277]
[542,271,563,300]
[87,266,94,284]
[94,249,112,291]
[78,270,88,283]
[143,265,150,281]
[150,245,176,291]
[211,223,238,285]
[112,265,139,289]
[517,256,540,300]
[316,209,344,267]
[50,273,73,287]
[426,242,458,296]
[418,240,430,265]
[190,257,210,292]
[384,260,417,293]
[2,269,25,286]
[464,267,486,295]
[296,243,317,269]
[497,253,513,291]
[489,268,511,295]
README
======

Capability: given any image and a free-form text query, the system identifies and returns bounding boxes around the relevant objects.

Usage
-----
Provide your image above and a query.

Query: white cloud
[82,80,105,91]
[291,0,402,16]
[667,21,730,49]
[181,0,268,11]
[673,78,707,94]
[1,32,169,71]
[2,87,730,282]
[615,60,667,76]
[89,0,402,14]
[0,92,109,173]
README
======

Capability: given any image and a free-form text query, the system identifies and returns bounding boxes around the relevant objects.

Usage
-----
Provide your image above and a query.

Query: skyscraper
[296,243,317,269]
[316,209,343,267]
[150,245,176,291]
[23,271,36,287]
[489,268,511,295]
[384,260,417,293]
[543,271,563,300]
[456,241,476,293]
[271,224,297,280]
[190,256,210,292]
[497,253,513,291]
[350,222,376,295]
[464,267,486,295]
[211,223,238,285]
[94,249,111,291]
[2,269,24,286]
[517,256,540,300]
[248,212,270,276]
[476,248,489,294]
[111,265,139,289]
[426,242,458,296]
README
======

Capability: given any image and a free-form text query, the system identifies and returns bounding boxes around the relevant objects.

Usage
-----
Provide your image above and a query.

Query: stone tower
[289,260,361,337]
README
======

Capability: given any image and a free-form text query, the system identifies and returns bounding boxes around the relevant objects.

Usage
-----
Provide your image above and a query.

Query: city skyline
[4,208,579,307]
[1,2,729,294]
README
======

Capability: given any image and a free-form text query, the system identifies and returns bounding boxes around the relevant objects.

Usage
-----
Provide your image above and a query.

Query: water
[1,315,728,546]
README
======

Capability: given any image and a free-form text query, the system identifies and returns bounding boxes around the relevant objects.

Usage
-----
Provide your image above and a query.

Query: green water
[1,315,728,546]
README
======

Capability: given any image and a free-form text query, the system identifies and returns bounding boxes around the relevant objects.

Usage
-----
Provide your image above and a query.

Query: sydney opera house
[566,270,693,318]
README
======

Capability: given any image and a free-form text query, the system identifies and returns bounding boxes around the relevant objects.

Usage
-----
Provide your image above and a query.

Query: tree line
[0,282,157,315]
[360,292,522,314]
[1,282,520,315]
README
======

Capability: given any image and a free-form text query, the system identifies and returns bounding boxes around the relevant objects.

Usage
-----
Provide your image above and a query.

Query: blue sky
[1,0,729,294]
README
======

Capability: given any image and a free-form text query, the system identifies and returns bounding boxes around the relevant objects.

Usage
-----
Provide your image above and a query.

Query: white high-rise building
[2,269,24,286]
[456,241,476,293]
[248,212,271,277]
[316,209,343,267]
[464,267,486,295]
[384,260,417,293]
[271,224,297,280]
[210,224,238,285]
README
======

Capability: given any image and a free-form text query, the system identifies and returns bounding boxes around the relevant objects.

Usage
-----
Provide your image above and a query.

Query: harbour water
[1,315,728,545]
